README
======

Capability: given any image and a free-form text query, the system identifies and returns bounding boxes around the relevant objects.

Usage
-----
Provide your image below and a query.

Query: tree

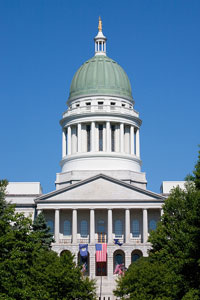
[114,150,200,300]
[32,212,54,249]
[0,180,96,300]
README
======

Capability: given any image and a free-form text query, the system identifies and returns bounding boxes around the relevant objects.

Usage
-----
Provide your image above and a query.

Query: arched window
[80,220,88,238]
[113,250,125,274]
[132,219,140,237]
[131,250,143,263]
[63,220,71,236]
[114,254,123,266]
[47,220,54,234]
[115,220,123,238]
[149,219,157,231]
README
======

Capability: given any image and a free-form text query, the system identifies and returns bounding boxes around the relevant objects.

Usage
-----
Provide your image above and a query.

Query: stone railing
[63,105,139,118]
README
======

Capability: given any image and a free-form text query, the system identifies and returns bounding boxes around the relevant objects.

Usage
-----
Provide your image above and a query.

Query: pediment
[36,174,165,203]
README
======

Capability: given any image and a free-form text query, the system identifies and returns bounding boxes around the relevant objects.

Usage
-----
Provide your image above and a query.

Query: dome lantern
[94,17,107,56]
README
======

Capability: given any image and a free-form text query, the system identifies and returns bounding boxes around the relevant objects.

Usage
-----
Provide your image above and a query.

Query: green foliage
[114,150,200,300]
[193,149,200,190]
[0,179,96,300]
[114,258,180,300]
[32,212,54,249]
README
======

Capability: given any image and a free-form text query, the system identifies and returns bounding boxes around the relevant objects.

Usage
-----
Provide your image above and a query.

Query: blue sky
[0,0,199,193]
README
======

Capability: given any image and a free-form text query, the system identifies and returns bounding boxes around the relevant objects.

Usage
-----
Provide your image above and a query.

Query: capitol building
[6,19,184,300]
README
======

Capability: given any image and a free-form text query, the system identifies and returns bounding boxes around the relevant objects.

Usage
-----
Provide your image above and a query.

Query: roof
[68,55,133,103]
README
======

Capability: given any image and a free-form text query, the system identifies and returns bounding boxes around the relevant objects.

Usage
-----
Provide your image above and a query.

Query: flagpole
[100,264,102,299]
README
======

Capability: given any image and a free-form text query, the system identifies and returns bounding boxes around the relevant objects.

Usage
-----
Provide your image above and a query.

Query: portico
[38,207,162,245]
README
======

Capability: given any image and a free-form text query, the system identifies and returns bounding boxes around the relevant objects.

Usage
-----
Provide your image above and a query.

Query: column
[125,255,131,269]
[143,209,148,243]
[91,121,95,152]
[67,126,71,155]
[90,253,96,278]
[120,123,124,152]
[124,125,130,154]
[130,126,135,155]
[78,123,82,153]
[95,123,99,151]
[90,209,95,244]
[161,208,164,217]
[55,209,60,244]
[72,209,77,244]
[103,123,106,151]
[62,130,67,158]
[108,209,112,244]
[106,121,111,152]
[115,124,120,152]
[136,128,140,157]
[107,250,113,279]
[125,209,130,243]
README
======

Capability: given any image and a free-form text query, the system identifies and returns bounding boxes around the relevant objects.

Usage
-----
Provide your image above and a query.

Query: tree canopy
[114,149,200,300]
[0,180,96,300]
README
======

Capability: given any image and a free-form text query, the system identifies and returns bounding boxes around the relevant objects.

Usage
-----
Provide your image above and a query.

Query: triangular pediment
[36,174,165,203]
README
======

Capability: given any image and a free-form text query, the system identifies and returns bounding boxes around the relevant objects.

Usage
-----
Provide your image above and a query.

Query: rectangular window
[111,125,115,152]
[99,124,103,151]
[86,125,91,152]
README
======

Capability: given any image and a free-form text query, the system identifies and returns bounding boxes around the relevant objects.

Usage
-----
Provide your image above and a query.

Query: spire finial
[98,16,102,32]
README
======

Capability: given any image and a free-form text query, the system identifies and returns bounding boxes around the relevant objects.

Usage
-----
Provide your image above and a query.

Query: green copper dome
[68,55,133,102]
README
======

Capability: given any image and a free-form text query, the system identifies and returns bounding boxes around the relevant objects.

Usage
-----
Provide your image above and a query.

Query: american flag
[96,243,107,262]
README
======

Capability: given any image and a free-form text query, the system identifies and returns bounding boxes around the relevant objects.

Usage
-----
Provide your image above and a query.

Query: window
[111,102,116,105]
[98,101,104,105]
[122,103,126,107]
[132,219,140,237]
[111,125,115,152]
[76,103,80,107]
[149,220,157,231]
[114,253,123,266]
[132,253,141,262]
[99,124,103,151]
[97,220,106,242]
[86,102,91,106]
[63,220,71,236]
[115,220,123,238]
[86,125,91,152]
[97,220,105,233]
[47,220,54,234]
[80,220,88,238]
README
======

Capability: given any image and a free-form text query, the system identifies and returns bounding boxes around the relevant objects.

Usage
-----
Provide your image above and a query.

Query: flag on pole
[114,239,123,246]
[96,243,107,262]
[79,244,88,257]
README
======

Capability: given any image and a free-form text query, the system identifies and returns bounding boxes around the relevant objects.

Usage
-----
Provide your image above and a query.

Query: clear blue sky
[0,0,199,194]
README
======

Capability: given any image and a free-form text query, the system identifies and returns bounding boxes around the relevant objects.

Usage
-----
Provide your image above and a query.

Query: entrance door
[96,262,107,276]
